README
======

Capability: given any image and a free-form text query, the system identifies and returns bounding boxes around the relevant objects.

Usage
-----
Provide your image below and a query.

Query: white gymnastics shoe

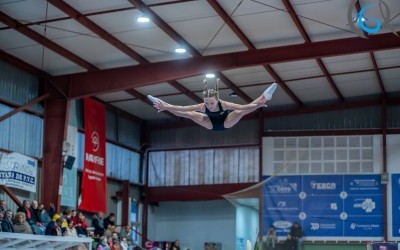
[147,95,161,103]
[263,82,277,100]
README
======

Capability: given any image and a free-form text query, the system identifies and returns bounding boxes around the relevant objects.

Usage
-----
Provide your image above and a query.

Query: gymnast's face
[204,97,218,110]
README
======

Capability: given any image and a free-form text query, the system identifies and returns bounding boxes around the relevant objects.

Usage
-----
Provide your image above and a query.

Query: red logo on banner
[79,98,107,213]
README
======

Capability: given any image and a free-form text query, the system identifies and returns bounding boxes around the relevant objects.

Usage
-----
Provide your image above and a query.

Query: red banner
[79,98,107,213]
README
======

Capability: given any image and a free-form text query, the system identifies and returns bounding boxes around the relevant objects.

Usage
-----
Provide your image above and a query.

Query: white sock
[263,82,277,100]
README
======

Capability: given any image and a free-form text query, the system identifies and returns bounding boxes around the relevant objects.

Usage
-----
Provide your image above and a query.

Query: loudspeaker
[64,155,76,169]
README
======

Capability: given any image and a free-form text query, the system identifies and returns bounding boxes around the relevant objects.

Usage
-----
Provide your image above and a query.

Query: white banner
[0,152,38,193]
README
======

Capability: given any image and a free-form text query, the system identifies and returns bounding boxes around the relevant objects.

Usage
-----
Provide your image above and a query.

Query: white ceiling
[0,0,399,122]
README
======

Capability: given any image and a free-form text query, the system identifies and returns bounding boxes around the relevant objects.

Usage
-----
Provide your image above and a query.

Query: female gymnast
[148,79,277,131]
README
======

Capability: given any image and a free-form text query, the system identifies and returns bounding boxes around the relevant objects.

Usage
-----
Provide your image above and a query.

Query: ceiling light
[205,73,215,78]
[229,92,238,98]
[174,48,186,54]
[137,17,150,23]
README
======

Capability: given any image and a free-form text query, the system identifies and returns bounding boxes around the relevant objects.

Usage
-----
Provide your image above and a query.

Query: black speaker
[64,155,76,169]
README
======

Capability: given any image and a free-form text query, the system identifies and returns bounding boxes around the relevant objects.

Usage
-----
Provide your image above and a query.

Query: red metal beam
[0,185,22,207]
[48,0,201,113]
[282,0,343,102]
[125,89,176,119]
[129,0,253,102]
[168,80,203,103]
[41,90,69,212]
[263,65,303,106]
[0,11,98,71]
[128,0,200,57]
[146,183,257,202]
[52,32,400,99]
[0,93,50,123]
[0,1,196,31]
[370,52,386,96]
[206,0,256,51]
[0,50,50,77]
[147,96,400,131]
[206,0,298,104]
[47,0,148,64]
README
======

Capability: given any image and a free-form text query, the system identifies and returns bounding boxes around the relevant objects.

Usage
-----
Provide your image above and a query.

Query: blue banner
[392,174,400,237]
[263,174,383,238]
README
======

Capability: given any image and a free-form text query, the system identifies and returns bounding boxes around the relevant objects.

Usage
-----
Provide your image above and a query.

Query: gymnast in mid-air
[148,79,277,131]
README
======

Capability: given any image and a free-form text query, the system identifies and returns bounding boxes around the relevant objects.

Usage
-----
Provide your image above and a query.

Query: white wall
[148,200,236,250]
[236,204,259,250]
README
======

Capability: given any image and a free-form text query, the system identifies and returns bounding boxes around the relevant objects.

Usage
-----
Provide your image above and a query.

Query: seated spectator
[30,200,46,235]
[45,217,64,236]
[97,236,111,250]
[39,203,53,227]
[64,218,78,237]
[264,225,277,249]
[1,209,14,232]
[92,211,105,236]
[0,199,7,213]
[0,211,3,232]
[17,200,33,224]
[120,237,129,250]
[169,240,180,250]
[119,224,132,246]
[14,212,33,234]
[104,224,117,237]
[289,222,303,250]
[73,211,88,236]
[103,213,116,231]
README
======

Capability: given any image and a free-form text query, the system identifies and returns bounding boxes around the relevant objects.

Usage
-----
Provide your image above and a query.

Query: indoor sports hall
[0,1,399,250]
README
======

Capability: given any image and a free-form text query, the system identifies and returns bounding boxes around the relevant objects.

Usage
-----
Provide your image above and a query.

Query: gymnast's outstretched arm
[221,97,266,111]
[153,100,204,113]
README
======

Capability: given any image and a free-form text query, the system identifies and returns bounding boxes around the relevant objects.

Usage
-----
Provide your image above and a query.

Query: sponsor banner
[79,98,107,213]
[344,195,382,216]
[263,195,301,217]
[344,175,381,194]
[0,152,37,193]
[391,174,400,237]
[305,196,343,216]
[61,125,78,207]
[303,175,343,195]
[263,175,301,195]
[344,216,383,237]
[263,174,383,238]
[304,217,343,237]
[263,215,297,236]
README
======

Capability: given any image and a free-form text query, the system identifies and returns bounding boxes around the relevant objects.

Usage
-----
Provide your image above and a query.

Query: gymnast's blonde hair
[203,78,220,100]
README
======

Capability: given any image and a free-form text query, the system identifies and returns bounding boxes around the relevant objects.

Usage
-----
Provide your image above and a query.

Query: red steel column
[41,91,69,211]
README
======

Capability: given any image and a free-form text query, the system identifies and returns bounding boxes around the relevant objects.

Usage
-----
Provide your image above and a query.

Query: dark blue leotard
[204,101,231,131]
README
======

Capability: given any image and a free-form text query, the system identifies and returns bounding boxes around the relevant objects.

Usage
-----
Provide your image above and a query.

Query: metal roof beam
[51,33,400,99]
[282,0,344,102]
[0,11,98,71]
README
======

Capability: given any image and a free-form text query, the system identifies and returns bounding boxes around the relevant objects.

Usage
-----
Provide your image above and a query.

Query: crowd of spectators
[0,199,139,250]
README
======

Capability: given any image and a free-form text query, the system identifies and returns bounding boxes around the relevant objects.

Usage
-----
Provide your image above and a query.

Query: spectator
[289,222,303,250]
[73,211,88,236]
[119,224,132,246]
[169,240,180,250]
[30,200,45,235]
[97,236,111,250]
[120,237,129,250]
[64,218,78,237]
[92,211,105,236]
[14,212,33,234]
[265,225,277,249]
[0,211,3,232]
[0,199,7,213]
[103,213,116,231]
[17,200,33,224]
[1,209,14,232]
[45,217,64,236]
[38,203,52,227]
